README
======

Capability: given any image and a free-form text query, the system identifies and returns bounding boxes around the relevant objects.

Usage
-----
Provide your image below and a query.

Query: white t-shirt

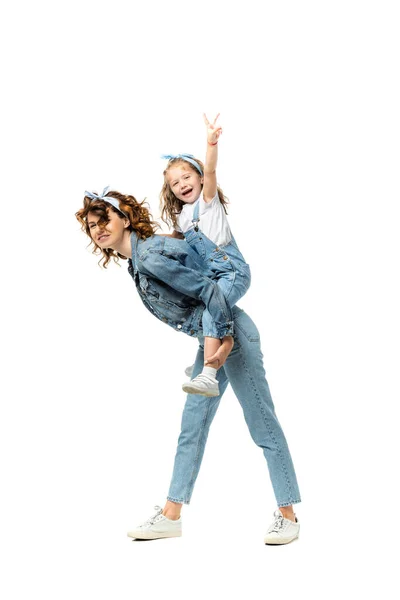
[175,193,232,247]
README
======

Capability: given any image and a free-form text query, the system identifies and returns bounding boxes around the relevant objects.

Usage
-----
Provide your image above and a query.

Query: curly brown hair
[159,158,228,229]
[75,190,159,268]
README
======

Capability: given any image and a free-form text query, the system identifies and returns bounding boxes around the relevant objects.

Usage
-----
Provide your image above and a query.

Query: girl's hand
[203,113,222,145]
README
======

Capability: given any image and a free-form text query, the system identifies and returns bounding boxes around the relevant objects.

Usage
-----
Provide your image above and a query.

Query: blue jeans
[167,306,301,507]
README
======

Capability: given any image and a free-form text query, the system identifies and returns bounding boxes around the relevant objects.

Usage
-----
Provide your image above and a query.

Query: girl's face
[166,165,203,204]
[87,208,129,249]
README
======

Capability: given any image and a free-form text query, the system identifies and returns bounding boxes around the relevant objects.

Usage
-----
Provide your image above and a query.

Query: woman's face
[87,208,129,249]
[166,165,203,204]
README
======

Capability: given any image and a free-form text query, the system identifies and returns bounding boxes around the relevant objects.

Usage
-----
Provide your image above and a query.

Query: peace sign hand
[203,113,222,145]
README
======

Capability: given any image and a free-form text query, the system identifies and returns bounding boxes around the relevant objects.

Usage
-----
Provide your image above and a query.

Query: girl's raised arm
[202,113,222,203]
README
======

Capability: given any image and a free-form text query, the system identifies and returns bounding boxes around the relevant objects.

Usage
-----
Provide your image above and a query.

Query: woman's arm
[140,248,233,338]
[202,113,222,203]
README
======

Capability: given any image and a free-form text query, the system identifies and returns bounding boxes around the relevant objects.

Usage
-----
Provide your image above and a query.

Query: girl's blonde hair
[75,190,159,268]
[160,158,228,229]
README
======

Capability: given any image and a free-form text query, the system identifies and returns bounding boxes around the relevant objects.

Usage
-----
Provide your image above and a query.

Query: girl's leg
[201,266,249,370]
[203,336,222,369]
[182,306,234,396]
[183,263,248,388]
[181,313,225,396]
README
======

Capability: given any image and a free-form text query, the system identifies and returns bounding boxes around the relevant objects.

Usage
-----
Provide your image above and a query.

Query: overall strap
[191,200,200,231]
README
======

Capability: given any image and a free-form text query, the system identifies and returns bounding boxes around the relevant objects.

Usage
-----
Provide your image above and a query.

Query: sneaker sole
[182,383,219,397]
[127,530,182,540]
[264,533,299,545]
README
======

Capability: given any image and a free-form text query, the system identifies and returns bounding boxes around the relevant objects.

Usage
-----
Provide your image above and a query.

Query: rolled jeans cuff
[203,320,234,339]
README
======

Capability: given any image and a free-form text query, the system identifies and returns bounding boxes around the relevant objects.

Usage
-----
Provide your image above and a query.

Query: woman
[76,187,302,545]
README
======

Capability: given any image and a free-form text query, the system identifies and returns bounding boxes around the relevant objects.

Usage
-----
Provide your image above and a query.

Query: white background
[1,0,399,598]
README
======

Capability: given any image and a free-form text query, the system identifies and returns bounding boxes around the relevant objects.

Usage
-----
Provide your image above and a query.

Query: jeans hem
[278,498,302,507]
[203,321,234,339]
[167,496,190,505]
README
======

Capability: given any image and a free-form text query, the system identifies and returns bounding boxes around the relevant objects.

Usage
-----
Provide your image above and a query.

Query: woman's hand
[204,113,222,145]
[205,335,234,368]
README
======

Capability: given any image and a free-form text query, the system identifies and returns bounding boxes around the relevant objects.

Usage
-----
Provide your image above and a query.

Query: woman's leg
[168,307,300,510]
[222,306,301,509]
[163,500,182,519]
[168,344,230,504]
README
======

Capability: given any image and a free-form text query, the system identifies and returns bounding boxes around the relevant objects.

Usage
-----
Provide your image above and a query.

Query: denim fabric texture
[128,232,234,338]
[127,232,301,508]
[184,226,251,337]
[167,306,302,507]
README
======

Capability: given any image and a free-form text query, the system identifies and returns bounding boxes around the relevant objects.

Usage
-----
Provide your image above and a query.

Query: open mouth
[182,188,193,197]
[98,234,110,242]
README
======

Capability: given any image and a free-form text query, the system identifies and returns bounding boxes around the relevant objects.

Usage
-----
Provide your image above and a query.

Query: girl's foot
[182,373,219,396]
[184,364,194,378]
[182,365,219,396]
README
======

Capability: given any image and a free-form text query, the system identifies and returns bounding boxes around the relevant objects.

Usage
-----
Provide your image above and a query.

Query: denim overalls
[128,232,234,338]
[182,200,251,338]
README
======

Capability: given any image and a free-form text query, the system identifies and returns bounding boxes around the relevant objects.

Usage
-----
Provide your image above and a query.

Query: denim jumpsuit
[128,232,301,508]
[183,201,251,338]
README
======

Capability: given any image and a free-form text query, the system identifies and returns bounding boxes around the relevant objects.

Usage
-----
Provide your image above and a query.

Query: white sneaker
[264,509,300,545]
[185,364,194,377]
[127,506,182,540]
[182,374,219,397]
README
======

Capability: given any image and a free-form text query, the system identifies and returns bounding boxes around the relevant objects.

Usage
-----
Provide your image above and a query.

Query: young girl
[160,114,251,397]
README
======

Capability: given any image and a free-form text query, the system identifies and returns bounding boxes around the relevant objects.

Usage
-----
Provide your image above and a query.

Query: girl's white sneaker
[182,374,219,397]
[264,509,300,545]
[127,506,182,540]
[185,364,194,377]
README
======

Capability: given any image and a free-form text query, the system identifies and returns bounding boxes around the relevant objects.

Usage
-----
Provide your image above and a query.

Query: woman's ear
[124,218,130,229]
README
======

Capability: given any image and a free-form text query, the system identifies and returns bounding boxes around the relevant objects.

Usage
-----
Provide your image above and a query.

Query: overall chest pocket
[185,234,207,260]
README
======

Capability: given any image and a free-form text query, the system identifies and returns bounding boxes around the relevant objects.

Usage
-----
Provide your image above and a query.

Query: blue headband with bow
[85,186,128,217]
[161,153,203,175]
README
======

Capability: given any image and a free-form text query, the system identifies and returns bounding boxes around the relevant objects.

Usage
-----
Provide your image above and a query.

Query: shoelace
[143,506,163,527]
[268,513,285,534]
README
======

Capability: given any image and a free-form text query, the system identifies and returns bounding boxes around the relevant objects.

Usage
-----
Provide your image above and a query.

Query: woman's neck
[111,230,132,259]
